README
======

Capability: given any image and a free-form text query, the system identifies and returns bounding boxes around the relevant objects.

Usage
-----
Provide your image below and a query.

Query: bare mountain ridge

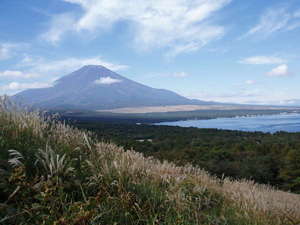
[13,65,213,110]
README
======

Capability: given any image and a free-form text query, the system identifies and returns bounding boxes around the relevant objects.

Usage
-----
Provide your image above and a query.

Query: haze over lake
[156,113,300,133]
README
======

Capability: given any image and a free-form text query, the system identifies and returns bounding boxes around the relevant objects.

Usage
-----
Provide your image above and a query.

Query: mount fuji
[13,65,212,110]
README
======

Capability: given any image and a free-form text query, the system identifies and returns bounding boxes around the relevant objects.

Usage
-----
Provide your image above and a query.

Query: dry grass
[97,104,299,114]
[222,178,300,224]
[1,96,300,225]
[110,147,300,223]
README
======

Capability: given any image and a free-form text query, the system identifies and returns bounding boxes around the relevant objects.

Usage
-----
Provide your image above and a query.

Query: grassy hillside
[71,121,300,193]
[0,99,300,225]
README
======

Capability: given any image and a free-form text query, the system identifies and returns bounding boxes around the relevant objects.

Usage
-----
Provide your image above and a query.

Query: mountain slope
[13,65,210,110]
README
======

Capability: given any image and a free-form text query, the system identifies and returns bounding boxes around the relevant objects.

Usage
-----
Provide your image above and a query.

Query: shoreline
[154,112,300,134]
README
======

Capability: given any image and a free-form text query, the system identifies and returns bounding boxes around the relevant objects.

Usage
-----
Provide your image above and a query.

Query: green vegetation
[70,121,300,193]
[1,100,300,224]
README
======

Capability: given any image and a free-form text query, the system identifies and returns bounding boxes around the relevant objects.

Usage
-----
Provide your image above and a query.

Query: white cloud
[245,80,256,85]
[240,56,290,78]
[0,43,30,61]
[186,88,294,105]
[0,44,11,60]
[187,89,263,104]
[94,76,122,85]
[0,70,40,79]
[0,82,52,93]
[18,55,128,76]
[267,64,289,77]
[47,0,231,56]
[0,43,22,60]
[41,13,76,44]
[243,6,300,38]
[0,55,128,95]
[240,56,286,65]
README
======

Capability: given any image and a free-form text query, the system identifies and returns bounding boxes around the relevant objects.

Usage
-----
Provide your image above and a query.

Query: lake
[155,113,300,133]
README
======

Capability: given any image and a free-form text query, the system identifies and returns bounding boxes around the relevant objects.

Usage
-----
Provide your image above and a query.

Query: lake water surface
[156,113,300,133]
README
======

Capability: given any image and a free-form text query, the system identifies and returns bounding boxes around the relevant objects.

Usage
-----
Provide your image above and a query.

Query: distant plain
[97,104,300,114]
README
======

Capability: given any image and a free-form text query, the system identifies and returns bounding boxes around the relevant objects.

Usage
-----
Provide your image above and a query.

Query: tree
[279,149,300,192]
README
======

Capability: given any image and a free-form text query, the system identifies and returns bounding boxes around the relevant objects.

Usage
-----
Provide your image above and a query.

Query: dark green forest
[71,120,300,193]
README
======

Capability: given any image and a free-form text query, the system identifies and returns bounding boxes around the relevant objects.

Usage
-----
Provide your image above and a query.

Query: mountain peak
[76,65,114,73]
[13,66,208,110]
[55,64,124,85]
[81,64,109,69]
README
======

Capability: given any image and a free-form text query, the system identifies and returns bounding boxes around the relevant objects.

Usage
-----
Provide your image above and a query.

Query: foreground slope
[0,98,299,225]
[13,65,210,110]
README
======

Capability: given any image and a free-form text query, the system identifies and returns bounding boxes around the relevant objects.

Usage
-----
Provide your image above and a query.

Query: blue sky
[1,0,300,105]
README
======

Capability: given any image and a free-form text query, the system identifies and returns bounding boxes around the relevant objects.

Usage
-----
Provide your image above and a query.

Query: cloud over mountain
[94,76,122,85]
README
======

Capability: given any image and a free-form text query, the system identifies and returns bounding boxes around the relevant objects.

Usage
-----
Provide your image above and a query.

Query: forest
[71,119,300,193]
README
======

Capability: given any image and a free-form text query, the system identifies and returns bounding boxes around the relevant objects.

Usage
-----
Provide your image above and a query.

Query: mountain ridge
[13,65,214,110]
